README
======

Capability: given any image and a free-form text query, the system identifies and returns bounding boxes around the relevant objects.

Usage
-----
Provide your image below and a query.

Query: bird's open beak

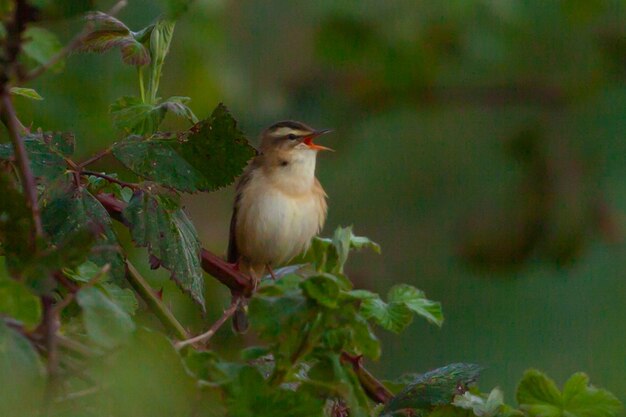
[303,129,334,151]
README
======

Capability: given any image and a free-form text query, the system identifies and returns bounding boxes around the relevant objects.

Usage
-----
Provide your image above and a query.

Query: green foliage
[0,5,622,417]
[516,370,622,417]
[123,190,205,309]
[112,103,255,192]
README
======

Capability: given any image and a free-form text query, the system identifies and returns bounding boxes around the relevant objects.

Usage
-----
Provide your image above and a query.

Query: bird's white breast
[236,150,325,266]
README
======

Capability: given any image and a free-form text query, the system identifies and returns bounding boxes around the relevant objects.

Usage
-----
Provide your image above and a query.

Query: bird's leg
[266,263,278,280]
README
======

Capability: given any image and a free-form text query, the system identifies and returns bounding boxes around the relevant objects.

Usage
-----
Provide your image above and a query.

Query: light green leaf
[112,103,256,192]
[9,87,43,100]
[0,279,41,329]
[123,190,205,310]
[300,274,341,308]
[453,388,505,417]
[360,295,413,333]
[77,286,135,349]
[351,314,381,360]
[516,370,563,417]
[22,26,63,72]
[63,260,102,283]
[0,322,46,417]
[388,284,444,327]
[101,283,139,316]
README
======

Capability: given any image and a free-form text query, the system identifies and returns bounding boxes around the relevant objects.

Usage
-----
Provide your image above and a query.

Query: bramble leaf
[387,284,443,327]
[112,103,255,192]
[110,95,198,135]
[384,363,481,414]
[360,295,412,333]
[0,322,45,417]
[516,370,622,417]
[42,183,125,283]
[22,26,63,72]
[0,278,42,330]
[77,286,135,349]
[9,87,43,100]
[123,190,205,310]
[300,274,341,308]
[0,132,75,180]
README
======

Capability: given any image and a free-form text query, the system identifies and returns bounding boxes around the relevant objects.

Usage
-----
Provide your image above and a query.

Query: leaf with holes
[123,190,205,310]
[112,103,255,192]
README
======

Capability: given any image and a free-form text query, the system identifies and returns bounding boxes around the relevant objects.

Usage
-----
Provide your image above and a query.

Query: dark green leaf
[385,363,482,414]
[9,87,43,100]
[0,278,42,329]
[22,26,63,72]
[0,321,45,417]
[76,286,135,349]
[388,284,444,327]
[42,183,125,283]
[112,103,255,192]
[123,190,205,309]
[0,132,75,180]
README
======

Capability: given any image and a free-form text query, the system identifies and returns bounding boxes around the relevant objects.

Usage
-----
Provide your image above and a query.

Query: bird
[227,120,332,331]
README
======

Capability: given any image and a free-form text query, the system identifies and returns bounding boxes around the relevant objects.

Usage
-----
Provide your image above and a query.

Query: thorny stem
[125,260,190,340]
[174,298,241,349]
[78,147,113,168]
[80,169,140,190]
[340,352,394,404]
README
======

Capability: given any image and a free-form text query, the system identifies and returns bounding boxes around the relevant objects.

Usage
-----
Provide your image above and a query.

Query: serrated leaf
[42,183,125,283]
[361,295,413,333]
[300,274,341,308]
[112,103,255,192]
[77,286,135,349]
[0,132,75,180]
[517,370,622,417]
[0,278,41,330]
[388,284,444,327]
[77,12,149,66]
[385,363,482,414]
[0,321,46,417]
[110,96,198,135]
[9,87,43,100]
[22,26,63,72]
[123,190,205,310]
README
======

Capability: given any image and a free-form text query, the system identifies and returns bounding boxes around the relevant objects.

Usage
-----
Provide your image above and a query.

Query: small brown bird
[228,121,332,331]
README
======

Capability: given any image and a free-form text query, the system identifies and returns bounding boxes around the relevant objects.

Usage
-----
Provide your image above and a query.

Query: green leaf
[110,96,198,135]
[388,284,444,327]
[42,183,125,283]
[78,12,150,66]
[112,103,255,192]
[101,283,138,316]
[76,286,135,349]
[516,370,622,417]
[453,388,506,417]
[9,87,43,100]
[0,278,42,329]
[123,190,205,310]
[0,321,46,417]
[224,366,324,417]
[63,260,102,283]
[384,363,482,414]
[350,314,381,360]
[332,226,381,273]
[91,329,197,417]
[0,132,75,180]
[360,295,413,333]
[300,274,341,308]
[22,26,63,72]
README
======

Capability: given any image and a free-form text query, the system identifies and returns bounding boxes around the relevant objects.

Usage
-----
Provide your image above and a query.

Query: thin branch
[174,298,240,349]
[340,352,394,404]
[0,93,43,238]
[20,0,129,83]
[80,170,140,190]
[125,260,190,340]
[78,147,113,168]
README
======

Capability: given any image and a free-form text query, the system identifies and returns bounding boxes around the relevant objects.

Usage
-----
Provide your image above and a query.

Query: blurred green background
[10,0,626,404]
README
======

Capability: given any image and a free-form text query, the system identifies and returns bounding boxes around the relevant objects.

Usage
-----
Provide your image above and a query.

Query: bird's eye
[287,133,298,140]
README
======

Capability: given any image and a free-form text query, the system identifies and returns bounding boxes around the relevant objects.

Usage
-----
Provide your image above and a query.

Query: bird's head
[260,121,333,155]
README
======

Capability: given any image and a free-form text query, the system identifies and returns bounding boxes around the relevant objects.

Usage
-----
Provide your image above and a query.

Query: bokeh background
[12,0,626,405]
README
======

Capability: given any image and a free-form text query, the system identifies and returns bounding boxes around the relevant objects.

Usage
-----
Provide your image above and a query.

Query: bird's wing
[227,159,259,263]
